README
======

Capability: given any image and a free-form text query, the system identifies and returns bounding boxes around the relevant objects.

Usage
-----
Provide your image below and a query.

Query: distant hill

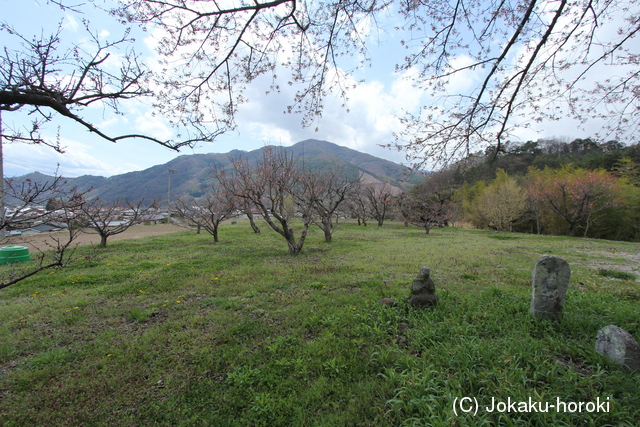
[9,140,421,204]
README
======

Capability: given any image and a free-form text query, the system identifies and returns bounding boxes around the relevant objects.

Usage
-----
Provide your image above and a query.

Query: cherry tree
[529,167,624,237]
[8,1,639,166]
[78,198,158,247]
[1,2,220,151]
[0,174,89,290]
[364,183,397,227]
[215,147,314,254]
[173,188,237,242]
[112,0,640,166]
[301,167,360,243]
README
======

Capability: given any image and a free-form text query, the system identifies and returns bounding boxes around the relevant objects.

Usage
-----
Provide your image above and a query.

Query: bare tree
[173,187,237,242]
[398,170,458,234]
[344,184,370,226]
[240,198,261,234]
[2,174,69,230]
[364,183,396,227]
[301,167,360,243]
[0,6,220,151]
[215,147,314,254]
[0,174,90,290]
[78,198,157,247]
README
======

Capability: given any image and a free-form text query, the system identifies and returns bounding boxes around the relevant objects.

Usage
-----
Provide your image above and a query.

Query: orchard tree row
[173,147,400,254]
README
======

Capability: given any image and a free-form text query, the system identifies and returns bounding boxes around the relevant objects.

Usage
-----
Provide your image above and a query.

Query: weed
[128,307,158,322]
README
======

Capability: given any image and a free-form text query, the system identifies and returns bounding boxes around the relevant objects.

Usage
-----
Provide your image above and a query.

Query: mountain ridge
[11,139,420,203]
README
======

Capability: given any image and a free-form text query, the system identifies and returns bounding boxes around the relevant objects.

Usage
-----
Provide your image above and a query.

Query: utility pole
[167,168,176,213]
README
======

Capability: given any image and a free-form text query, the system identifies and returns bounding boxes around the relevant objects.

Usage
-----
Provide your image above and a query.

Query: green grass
[597,268,638,281]
[1,222,639,426]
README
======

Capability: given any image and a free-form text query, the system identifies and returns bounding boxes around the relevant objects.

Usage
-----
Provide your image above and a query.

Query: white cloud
[245,122,293,144]
[63,13,79,31]
[135,112,174,141]
[445,55,480,94]
[4,137,131,178]
[96,117,120,129]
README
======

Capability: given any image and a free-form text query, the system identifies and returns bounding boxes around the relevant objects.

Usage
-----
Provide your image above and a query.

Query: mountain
[10,139,421,204]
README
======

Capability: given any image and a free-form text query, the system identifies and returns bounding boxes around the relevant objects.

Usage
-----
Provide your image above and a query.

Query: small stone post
[530,255,570,320]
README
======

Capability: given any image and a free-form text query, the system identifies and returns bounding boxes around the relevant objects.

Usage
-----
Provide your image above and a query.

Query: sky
[1,0,621,178]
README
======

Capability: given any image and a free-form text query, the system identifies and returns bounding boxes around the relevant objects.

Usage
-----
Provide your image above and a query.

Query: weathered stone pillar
[530,255,570,320]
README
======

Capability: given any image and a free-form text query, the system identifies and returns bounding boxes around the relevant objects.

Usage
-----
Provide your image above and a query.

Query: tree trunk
[583,213,593,237]
[99,234,108,248]
[213,225,219,243]
[287,242,302,254]
[286,223,311,255]
[321,217,332,243]
[324,226,332,243]
[247,211,260,233]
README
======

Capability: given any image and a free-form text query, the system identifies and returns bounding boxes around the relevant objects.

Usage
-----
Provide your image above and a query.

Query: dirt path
[4,224,187,252]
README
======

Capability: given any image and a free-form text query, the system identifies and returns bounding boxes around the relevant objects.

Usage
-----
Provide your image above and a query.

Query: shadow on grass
[487,233,520,240]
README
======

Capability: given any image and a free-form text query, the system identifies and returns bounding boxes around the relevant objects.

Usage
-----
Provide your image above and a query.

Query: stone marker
[410,266,438,308]
[530,255,570,320]
[377,298,397,307]
[595,325,640,373]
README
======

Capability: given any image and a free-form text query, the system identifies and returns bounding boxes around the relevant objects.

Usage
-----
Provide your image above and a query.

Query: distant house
[100,220,130,228]
[29,223,64,233]
[20,229,41,236]
[3,221,67,237]
[146,212,170,224]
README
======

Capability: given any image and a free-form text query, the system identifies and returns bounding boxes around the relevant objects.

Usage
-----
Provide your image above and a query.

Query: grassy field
[1,222,639,426]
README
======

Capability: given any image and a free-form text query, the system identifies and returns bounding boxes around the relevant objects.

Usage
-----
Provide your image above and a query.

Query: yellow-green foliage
[457,180,487,228]
[475,169,527,235]
[458,169,527,235]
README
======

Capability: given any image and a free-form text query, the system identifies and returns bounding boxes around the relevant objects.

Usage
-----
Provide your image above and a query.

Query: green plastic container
[0,246,31,265]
